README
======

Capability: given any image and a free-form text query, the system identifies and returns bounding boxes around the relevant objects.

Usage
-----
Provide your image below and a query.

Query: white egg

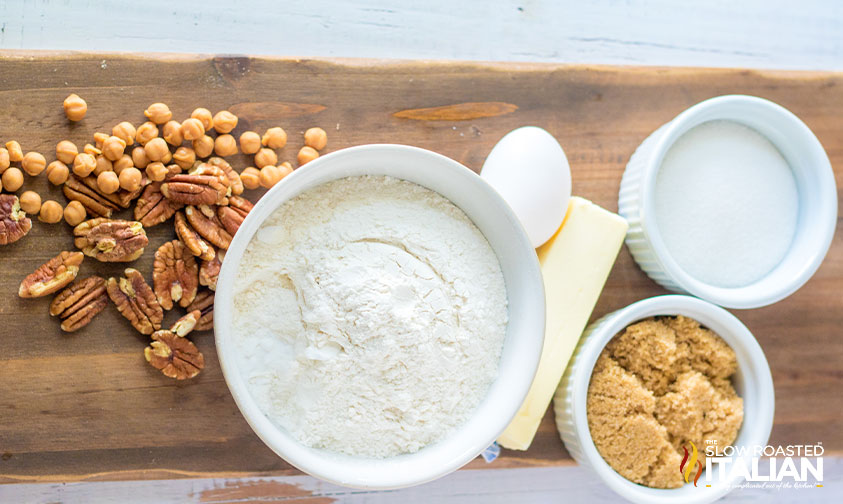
[481,126,572,248]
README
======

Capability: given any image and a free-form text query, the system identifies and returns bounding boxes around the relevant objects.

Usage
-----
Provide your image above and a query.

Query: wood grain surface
[0,53,840,484]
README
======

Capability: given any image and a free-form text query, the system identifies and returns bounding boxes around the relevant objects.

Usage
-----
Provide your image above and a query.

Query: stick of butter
[497,196,628,450]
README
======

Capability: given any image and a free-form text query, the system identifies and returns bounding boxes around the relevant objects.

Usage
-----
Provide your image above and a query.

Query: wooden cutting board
[0,53,840,484]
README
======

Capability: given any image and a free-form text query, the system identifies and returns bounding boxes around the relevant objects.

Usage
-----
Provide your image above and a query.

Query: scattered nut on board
[6,94,331,380]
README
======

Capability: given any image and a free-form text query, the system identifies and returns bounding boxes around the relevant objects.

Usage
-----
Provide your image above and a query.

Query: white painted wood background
[1,0,841,502]
[0,0,841,70]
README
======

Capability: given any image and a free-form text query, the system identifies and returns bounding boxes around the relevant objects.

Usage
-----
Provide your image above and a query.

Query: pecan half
[207,157,243,195]
[185,205,232,249]
[171,310,201,337]
[74,218,148,262]
[153,240,199,310]
[63,174,120,217]
[217,195,253,236]
[19,251,84,298]
[160,163,229,206]
[199,249,224,291]
[186,289,214,331]
[229,194,254,215]
[106,268,163,335]
[144,330,204,379]
[174,211,215,261]
[134,182,184,228]
[0,194,32,245]
[49,276,108,332]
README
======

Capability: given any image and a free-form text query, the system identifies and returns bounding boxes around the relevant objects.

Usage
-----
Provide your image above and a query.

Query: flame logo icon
[679,441,704,487]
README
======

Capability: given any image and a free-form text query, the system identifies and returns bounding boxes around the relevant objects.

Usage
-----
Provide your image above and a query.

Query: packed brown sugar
[587,315,744,488]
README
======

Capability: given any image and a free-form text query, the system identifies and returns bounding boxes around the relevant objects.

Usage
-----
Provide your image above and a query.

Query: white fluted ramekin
[553,295,774,504]
[619,95,837,309]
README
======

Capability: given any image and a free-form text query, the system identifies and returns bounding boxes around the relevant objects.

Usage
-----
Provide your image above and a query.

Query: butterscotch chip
[254,148,277,168]
[136,122,159,145]
[297,146,319,166]
[212,110,237,133]
[192,135,214,158]
[162,120,184,146]
[304,127,327,150]
[112,122,137,146]
[56,140,79,165]
[5,141,23,162]
[190,108,214,131]
[46,161,70,186]
[144,102,172,124]
[63,94,87,121]
[22,152,47,176]
[0,147,10,172]
[19,191,42,214]
[261,127,286,149]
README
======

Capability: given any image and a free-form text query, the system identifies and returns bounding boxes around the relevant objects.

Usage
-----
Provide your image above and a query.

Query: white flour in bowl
[232,175,508,458]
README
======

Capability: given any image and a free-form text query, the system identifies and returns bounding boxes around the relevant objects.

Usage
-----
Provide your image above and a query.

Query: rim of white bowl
[214,144,545,489]
[572,295,775,504]
[638,95,837,309]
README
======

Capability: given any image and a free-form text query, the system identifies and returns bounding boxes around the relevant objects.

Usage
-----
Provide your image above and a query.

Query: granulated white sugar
[654,120,799,288]
[232,175,508,458]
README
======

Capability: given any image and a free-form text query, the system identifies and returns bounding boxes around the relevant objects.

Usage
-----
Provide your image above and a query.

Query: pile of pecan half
[17,157,253,380]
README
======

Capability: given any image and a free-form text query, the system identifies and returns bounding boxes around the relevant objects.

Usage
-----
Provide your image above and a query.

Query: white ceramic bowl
[619,95,837,309]
[554,295,774,504]
[215,144,545,489]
